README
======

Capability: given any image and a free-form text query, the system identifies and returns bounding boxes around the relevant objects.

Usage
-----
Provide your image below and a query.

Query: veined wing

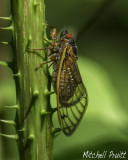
[57,47,88,136]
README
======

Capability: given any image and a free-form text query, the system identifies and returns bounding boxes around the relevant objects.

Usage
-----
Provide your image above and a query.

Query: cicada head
[60,30,72,39]
[60,30,78,57]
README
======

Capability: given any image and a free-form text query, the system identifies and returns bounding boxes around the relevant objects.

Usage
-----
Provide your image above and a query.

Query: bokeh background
[0,0,128,160]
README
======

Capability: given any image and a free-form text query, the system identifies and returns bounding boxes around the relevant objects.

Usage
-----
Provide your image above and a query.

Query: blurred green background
[0,0,128,160]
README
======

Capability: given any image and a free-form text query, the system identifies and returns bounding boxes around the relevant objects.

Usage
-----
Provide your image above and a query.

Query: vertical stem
[11,0,53,159]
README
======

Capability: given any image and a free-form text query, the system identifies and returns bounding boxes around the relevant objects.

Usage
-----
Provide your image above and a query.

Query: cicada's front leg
[27,37,53,51]
[27,28,59,69]
[27,27,58,51]
[35,54,58,70]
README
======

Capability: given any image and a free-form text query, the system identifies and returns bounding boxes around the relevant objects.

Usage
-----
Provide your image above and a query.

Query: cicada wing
[58,52,88,136]
[59,84,87,136]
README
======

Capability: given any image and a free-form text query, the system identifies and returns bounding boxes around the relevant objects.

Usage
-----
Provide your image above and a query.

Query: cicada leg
[27,38,53,51]
[27,39,58,52]
[35,60,53,70]
[43,38,53,46]
[35,55,58,70]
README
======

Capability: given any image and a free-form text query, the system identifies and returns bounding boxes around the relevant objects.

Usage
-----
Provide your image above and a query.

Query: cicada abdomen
[51,30,88,136]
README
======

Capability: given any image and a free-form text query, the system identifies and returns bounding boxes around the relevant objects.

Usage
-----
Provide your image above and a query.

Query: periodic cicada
[35,28,88,136]
[48,28,88,136]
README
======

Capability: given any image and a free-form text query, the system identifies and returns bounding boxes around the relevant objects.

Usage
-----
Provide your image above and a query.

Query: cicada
[48,28,88,136]
[34,28,88,136]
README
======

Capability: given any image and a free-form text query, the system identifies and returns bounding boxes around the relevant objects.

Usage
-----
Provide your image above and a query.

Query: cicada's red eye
[66,33,72,39]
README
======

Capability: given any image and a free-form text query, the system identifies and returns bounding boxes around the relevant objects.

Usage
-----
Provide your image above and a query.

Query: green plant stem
[11,0,53,159]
